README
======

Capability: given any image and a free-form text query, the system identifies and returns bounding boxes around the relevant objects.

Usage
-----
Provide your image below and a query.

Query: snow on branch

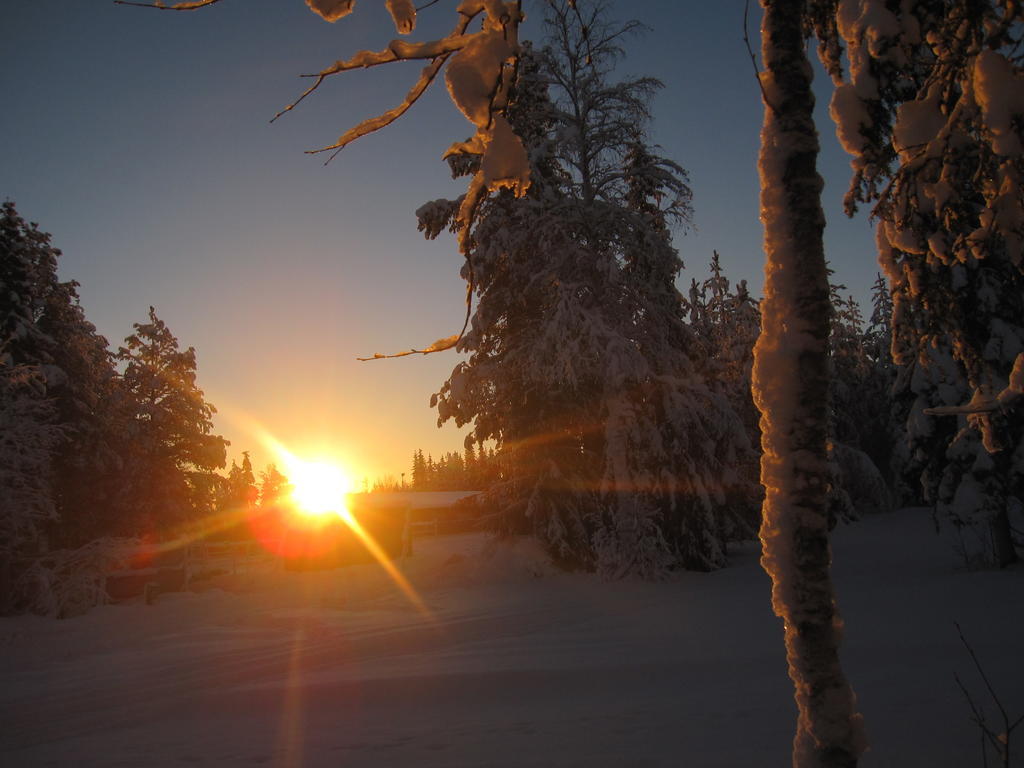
[306,35,475,78]
[269,13,473,130]
[925,353,1024,416]
[118,0,531,361]
[335,1,530,361]
[306,55,453,160]
[356,334,460,361]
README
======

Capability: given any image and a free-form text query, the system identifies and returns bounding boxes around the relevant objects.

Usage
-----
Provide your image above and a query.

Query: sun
[287,459,354,518]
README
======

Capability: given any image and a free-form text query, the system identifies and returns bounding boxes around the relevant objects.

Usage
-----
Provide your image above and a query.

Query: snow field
[1,509,1021,767]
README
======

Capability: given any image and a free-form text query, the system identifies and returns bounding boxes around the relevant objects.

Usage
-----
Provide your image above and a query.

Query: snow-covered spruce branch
[923,393,1019,417]
[924,354,1024,416]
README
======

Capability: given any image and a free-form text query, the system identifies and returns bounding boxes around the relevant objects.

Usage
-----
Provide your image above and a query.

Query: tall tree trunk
[991,507,1018,568]
[0,554,12,615]
[752,2,866,766]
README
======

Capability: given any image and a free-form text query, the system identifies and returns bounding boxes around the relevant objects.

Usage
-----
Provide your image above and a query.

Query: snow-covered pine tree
[116,307,228,537]
[0,203,67,612]
[827,275,894,519]
[862,273,899,477]
[0,203,162,615]
[821,0,1024,565]
[829,274,868,449]
[864,274,892,372]
[212,451,258,539]
[0,203,157,554]
[464,442,478,488]
[684,252,763,537]
[753,2,866,764]
[850,275,898,497]
[0,366,61,615]
[34,277,130,548]
[257,463,289,508]
[225,452,257,510]
[424,1,751,575]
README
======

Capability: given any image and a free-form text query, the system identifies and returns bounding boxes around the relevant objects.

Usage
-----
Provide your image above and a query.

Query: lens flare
[209,408,434,622]
[288,460,353,518]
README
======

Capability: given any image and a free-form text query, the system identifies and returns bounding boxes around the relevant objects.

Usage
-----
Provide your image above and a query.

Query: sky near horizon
[2,0,878,483]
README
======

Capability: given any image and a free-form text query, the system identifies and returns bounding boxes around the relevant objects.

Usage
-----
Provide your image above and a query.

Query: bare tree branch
[307,53,455,158]
[955,621,1022,767]
[114,0,223,10]
[955,672,998,765]
[743,0,778,114]
[957,623,1010,728]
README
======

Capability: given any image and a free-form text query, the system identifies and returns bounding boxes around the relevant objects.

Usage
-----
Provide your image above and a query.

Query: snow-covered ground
[1,508,1021,767]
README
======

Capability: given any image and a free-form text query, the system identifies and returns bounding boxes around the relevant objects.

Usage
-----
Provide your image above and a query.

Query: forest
[2,1,1023,767]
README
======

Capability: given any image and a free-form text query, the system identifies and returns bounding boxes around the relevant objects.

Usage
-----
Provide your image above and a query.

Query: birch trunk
[752,2,866,765]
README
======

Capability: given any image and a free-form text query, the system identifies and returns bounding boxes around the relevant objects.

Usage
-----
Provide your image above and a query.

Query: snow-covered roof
[354,491,480,510]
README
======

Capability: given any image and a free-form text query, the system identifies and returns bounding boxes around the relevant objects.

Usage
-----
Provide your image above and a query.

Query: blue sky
[2,0,879,481]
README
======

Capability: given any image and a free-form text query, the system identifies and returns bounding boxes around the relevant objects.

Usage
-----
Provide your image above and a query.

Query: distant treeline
[372,447,502,492]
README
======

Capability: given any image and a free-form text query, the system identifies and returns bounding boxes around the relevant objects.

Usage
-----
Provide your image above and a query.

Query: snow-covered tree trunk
[752,2,865,765]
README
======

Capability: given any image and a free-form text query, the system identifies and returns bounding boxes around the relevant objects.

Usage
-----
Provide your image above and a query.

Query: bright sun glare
[232,421,432,620]
[287,459,354,518]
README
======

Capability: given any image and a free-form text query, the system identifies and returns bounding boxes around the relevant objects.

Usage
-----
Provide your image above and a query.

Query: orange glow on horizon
[213,412,433,621]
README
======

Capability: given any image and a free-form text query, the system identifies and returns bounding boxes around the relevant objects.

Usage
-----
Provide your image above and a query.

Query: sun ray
[213,406,434,621]
[335,507,433,620]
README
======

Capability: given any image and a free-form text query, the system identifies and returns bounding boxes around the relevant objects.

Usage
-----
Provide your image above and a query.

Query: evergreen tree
[0,367,61,609]
[823,0,1024,565]
[411,449,427,489]
[864,274,892,372]
[258,463,290,508]
[0,202,135,549]
[0,203,64,573]
[116,307,228,536]
[826,275,895,519]
[225,452,258,511]
[424,454,436,490]
[0,202,137,611]
[684,252,763,535]
[38,279,127,547]
[464,442,479,489]
[423,2,750,574]
[0,202,59,370]
[852,274,899,493]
